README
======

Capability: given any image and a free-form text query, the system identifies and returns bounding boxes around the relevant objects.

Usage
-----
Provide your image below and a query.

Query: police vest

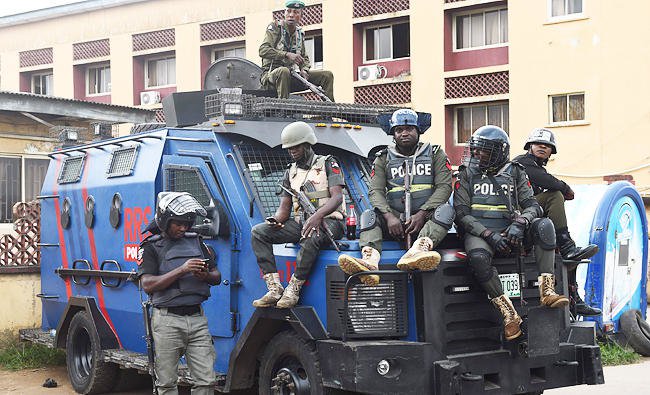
[468,163,517,232]
[385,143,436,214]
[149,235,211,307]
[288,155,345,221]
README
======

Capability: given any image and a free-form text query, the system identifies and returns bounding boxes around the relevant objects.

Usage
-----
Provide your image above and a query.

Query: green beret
[285,0,305,9]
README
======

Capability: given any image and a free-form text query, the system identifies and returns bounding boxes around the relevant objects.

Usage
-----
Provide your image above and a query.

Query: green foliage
[599,340,641,366]
[0,331,65,371]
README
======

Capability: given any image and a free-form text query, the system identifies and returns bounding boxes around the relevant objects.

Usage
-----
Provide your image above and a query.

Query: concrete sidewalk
[547,357,650,393]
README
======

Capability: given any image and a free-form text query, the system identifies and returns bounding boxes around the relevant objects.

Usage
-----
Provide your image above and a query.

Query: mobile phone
[266,216,278,224]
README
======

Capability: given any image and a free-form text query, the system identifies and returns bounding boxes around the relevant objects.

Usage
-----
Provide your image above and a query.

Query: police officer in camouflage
[138,192,221,395]
[259,0,334,100]
[251,121,345,308]
[338,109,455,285]
[513,128,600,317]
[454,126,568,341]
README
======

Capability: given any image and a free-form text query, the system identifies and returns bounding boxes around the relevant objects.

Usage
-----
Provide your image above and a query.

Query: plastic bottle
[346,204,357,240]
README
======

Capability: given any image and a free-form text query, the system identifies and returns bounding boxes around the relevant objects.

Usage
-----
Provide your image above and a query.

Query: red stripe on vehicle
[52,157,72,298]
[81,154,123,348]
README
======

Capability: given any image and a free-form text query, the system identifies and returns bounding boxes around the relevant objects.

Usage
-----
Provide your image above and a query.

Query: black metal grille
[164,166,212,208]
[205,94,398,125]
[58,156,85,184]
[107,146,138,178]
[327,266,408,339]
[233,143,290,218]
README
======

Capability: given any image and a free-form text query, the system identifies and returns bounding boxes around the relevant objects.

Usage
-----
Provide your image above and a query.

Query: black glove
[482,229,511,254]
[504,216,528,246]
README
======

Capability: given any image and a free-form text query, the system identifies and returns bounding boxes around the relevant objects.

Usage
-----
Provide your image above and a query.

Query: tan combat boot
[337,246,380,286]
[252,273,284,308]
[396,237,441,271]
[491,294,523,340]
[276,274,306,308]
[539,273,569,308]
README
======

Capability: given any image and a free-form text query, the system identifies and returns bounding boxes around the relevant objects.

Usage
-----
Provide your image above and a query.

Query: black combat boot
[556,228,599,261]
[569,283,602,317]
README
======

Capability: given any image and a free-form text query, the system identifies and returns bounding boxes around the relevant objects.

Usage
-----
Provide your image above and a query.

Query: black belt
[164,305,201,316]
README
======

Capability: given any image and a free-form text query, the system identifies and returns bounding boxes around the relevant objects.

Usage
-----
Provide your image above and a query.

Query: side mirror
[193,202,230,238]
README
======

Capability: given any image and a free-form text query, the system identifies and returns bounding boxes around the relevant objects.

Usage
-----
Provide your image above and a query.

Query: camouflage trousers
[262,67,334,101]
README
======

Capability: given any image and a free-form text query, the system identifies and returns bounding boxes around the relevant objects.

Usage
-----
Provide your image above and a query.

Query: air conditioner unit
[358,64,380,81]
[140,91,161,105]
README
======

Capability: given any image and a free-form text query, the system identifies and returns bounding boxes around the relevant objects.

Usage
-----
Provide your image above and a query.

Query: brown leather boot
[491,294,523,340]
[337,246,380,286]
[276,274,306,308]
[252,273,284,308]
[539,273,569,308]
[396,237,441,271]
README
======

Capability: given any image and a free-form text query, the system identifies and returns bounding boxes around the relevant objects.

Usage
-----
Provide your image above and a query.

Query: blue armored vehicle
[21,89,604,394]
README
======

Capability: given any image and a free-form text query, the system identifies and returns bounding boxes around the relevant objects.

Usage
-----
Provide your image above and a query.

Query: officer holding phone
[138,192,221,395]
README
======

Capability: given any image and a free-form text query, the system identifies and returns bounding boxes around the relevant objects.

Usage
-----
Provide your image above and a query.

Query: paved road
[547,357,650,394]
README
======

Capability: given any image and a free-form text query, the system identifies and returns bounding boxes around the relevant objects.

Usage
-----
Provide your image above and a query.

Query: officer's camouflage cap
[285,0,305,9]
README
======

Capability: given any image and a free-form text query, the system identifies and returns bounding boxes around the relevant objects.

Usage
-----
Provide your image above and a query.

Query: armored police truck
[20,86,603,394]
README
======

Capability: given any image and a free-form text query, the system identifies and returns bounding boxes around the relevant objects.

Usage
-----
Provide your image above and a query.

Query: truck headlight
[377,359,390,376]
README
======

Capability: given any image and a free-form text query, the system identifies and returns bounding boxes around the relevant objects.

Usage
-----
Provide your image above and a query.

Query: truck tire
[65,311,119,394]
[620,309,650,356]
[259,330,323,395]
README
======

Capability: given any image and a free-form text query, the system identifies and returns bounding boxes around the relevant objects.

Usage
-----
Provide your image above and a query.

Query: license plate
[498,273,521,298]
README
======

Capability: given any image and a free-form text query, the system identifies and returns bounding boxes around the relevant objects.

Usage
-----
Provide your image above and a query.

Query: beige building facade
[0,0,648,195]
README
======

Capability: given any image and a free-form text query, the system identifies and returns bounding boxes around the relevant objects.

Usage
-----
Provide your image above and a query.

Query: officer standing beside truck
[454,126,569,341]
[513,128,601,317]
[338,109,455,285]
[251,121,345,308]
[259,0,334,100]
[138,192,221,395]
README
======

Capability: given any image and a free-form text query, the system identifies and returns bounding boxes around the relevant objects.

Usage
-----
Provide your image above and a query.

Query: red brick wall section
[19,48,53,68]
[133,29,175,52]
[0,201,40,268]
[603,175,635,185]
[444,71,509,99]
[200,17,246,41]
[445,0,467,3]
[272,4,323,25]
[354,81,411,105]
[73,39,110,61]
[353,0,409,18]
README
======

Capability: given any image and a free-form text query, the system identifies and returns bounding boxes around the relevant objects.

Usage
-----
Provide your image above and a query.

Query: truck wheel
[620,309,650,356]
[65,311,119,394]
[259,331,323,395]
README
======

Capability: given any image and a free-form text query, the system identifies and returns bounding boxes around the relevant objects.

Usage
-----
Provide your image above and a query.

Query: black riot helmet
[465,125,510,173]
[155,192,207,232]
[524,128,557,154]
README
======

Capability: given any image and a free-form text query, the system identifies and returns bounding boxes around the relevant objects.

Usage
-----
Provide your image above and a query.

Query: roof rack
[205,92,399,125]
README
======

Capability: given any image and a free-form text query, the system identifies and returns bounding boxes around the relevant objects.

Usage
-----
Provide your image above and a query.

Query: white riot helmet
[281,121,317,149]
[524,128,557,154]
[155,192,206,232]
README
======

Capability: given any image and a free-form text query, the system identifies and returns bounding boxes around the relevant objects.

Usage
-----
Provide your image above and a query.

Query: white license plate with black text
[498,273,521,298]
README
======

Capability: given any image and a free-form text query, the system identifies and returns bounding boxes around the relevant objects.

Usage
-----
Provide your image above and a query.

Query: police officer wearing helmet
[513,128,600,317]
[138,192,221,395]
[259,0,335,100]
[251,121,345,308]
[453,126,569,341]
[338,109,454,285]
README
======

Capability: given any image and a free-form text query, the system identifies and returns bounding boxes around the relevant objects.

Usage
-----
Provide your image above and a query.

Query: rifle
[402,160,413,247]
[278,183,343,252]
[140,297,158,394]
[290,65,332,102]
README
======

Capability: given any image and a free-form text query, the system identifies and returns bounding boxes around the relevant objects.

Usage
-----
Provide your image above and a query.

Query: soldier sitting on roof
[259,0,334,101]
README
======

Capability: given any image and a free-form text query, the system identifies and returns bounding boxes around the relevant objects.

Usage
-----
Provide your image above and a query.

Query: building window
[550,0,583,17]
[0,156,49,222]
[304,35,323,70]
[87,64,111,95]
[145,55,176,88]
[455,102,509,144]
[31,73,53,95]
[365,22,410,61]
[455,8,508,50]
[211,45,245,62]
[549,93,584,123]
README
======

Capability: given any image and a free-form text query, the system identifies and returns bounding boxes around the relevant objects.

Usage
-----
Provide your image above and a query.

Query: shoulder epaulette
[511,161,526,170]
[140,234,162,246]
[183,232,199,239]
